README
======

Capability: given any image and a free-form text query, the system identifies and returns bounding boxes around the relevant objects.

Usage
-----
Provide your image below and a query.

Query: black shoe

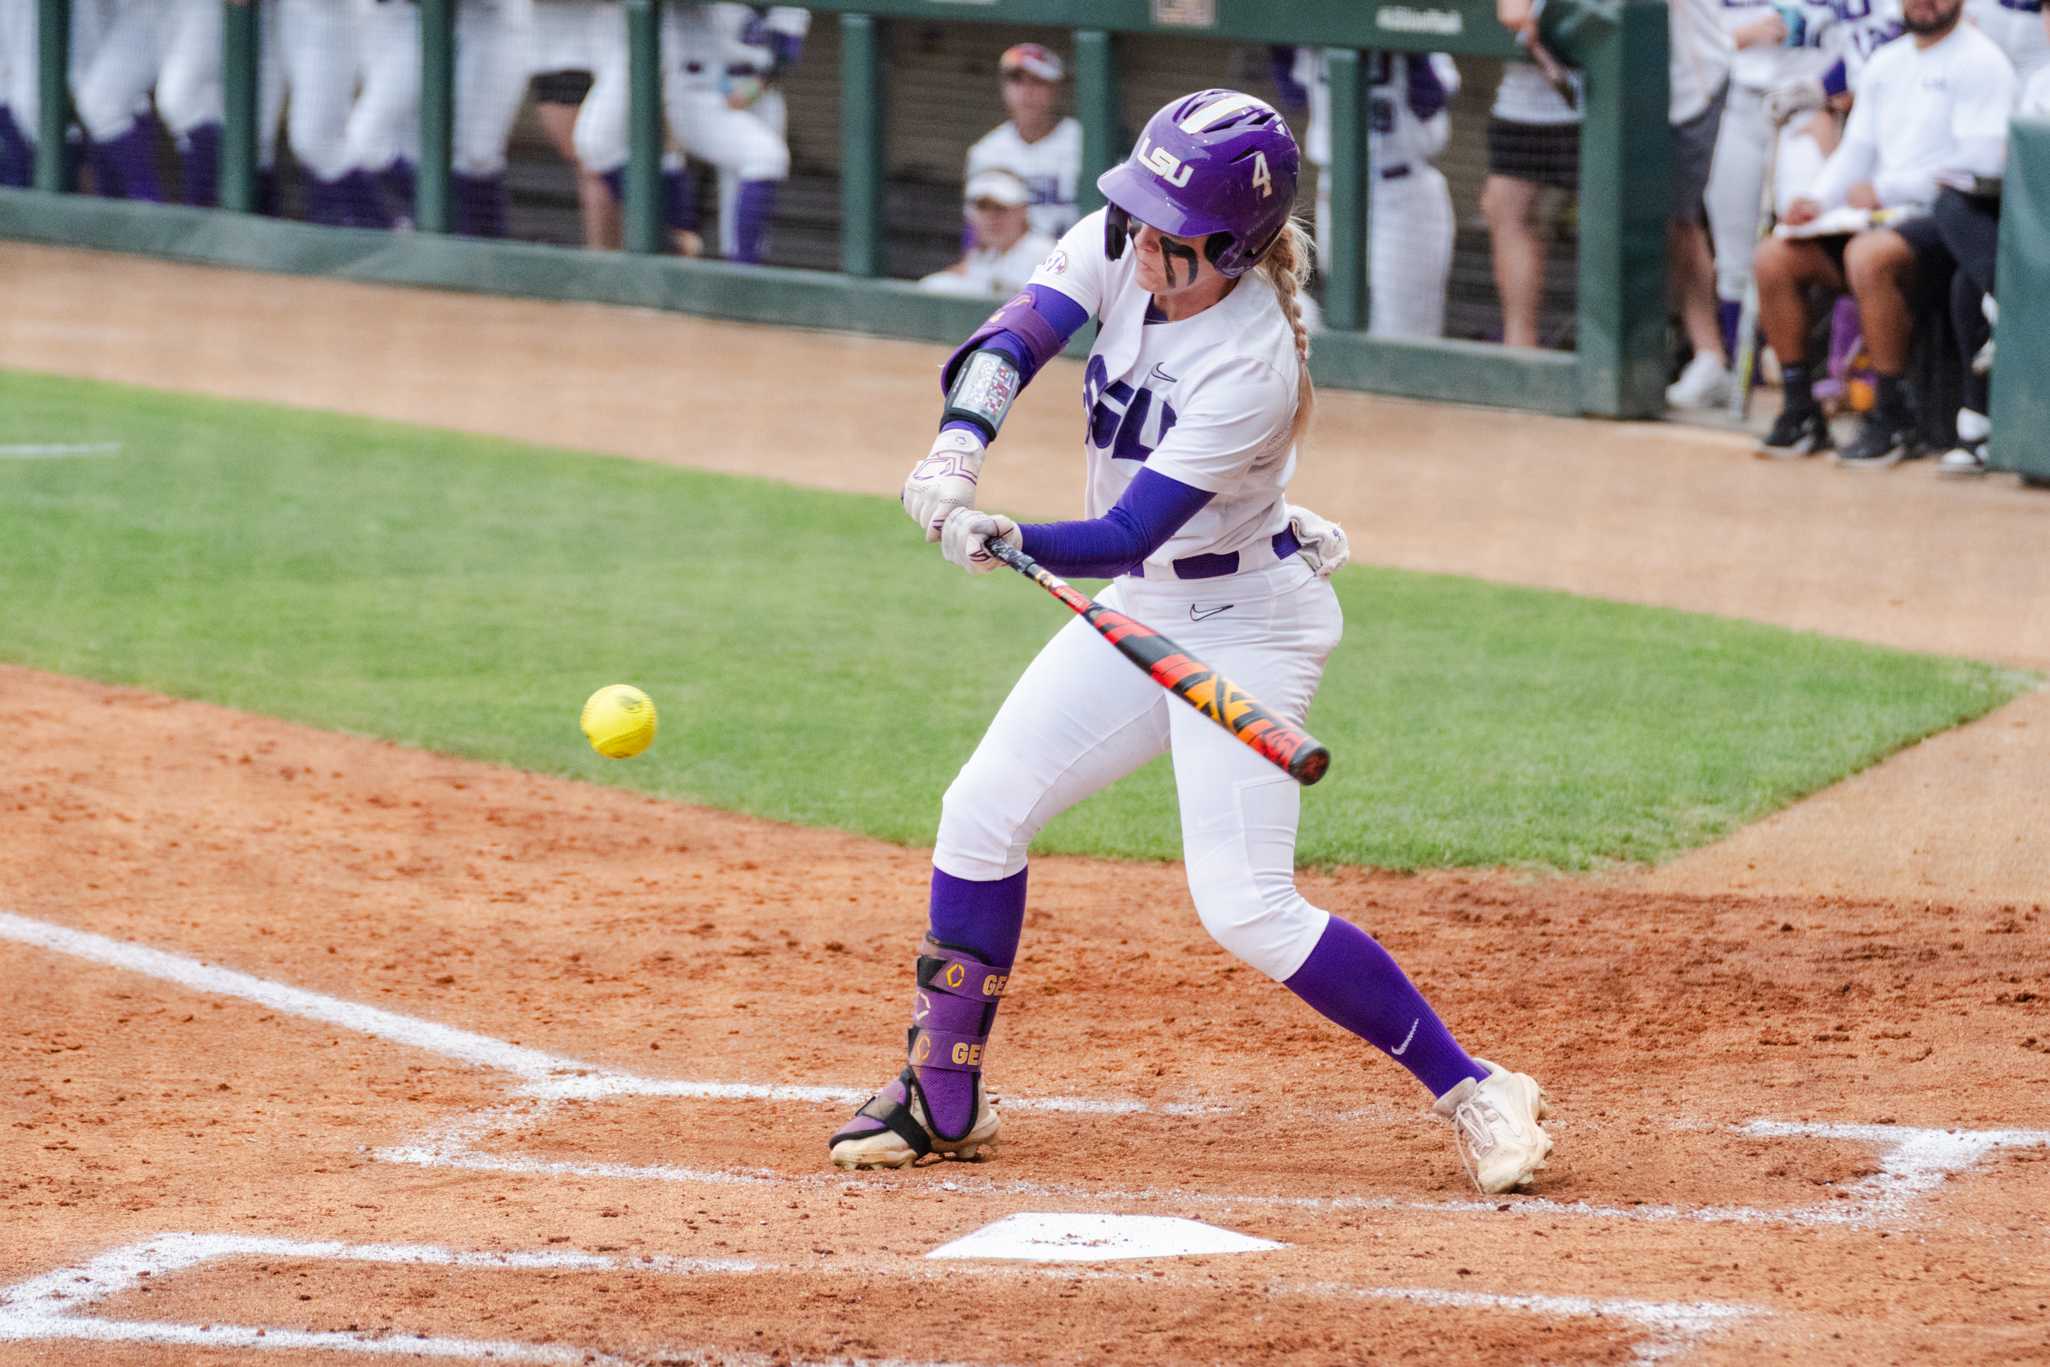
[1756,406,1833,459]
[1836,412,1918,470]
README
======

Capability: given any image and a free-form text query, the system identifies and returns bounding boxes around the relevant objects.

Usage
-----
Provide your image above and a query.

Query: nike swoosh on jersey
[1149,364,1179,384]
[1189,603,1234,621]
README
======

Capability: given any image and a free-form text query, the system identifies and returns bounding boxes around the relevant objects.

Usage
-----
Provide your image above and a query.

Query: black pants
[1932,187,2000,415]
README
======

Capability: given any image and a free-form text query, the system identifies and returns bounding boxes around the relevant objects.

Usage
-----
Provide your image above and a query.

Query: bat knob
[1290,745,1331,786]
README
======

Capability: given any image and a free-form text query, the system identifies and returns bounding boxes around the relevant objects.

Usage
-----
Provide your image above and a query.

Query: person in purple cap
[830,90,1554,1196]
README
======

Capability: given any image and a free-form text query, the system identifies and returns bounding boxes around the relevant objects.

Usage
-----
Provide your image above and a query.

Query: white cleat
[1434,1059,1553,1194]
[829,1083,1000,1171]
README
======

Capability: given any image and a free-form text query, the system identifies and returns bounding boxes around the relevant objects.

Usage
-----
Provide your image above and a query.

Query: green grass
[0,369,2031,869]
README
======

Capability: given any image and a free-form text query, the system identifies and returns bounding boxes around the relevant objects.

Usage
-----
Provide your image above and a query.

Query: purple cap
[1096,88,1301,278]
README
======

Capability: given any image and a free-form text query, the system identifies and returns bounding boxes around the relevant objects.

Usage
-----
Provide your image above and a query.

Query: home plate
[926,1212,1285,1263]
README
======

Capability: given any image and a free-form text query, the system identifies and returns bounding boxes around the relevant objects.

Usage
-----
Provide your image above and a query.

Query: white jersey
[667,2,778,92]
[1290,49,1460,171]
[1672,0,1736,121]
[965,117,1082,239]
[1491,61,1585,124]
[1812,22,2016,209]
[2026,61,2050,112]
[917,229,1056,298]
[1825,0,1905,87]
[1966,0,2050,81]
[1721,0,1836,88]
[1025,210,1299,574]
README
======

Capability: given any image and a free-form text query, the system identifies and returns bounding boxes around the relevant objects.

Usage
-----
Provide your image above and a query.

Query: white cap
[1000,43,1065,83]
[964,169,1031,207]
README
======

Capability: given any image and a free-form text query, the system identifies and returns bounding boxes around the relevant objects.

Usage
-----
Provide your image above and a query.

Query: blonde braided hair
[1255,218,1316,448]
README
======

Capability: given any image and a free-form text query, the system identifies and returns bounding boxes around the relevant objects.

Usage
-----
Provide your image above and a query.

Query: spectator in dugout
[1751,0,2015,468]
[964,42,1082,243]
[917,168,1056,298]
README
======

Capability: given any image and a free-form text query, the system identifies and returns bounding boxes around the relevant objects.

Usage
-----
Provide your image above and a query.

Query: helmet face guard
[1097,89,1301,280]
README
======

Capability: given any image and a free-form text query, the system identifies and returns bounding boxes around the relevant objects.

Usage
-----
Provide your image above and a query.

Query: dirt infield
[3,245,2049,1364]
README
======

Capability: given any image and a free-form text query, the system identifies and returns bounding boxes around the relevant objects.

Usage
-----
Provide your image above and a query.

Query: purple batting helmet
[1096,88,1300,279]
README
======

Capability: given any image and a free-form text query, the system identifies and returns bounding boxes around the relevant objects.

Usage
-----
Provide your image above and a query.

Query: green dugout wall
[1,0,1672,417]
[1993,120,2050,484]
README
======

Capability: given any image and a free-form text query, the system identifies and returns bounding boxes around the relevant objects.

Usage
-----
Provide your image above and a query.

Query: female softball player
[830,89,1554,1196]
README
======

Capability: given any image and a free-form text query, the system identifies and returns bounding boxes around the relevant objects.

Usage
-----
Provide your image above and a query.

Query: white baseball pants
[934,559,1343,983]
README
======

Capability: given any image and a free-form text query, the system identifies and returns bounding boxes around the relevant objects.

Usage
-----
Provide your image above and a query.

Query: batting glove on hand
[903,429,986,543]
[941,508,1021,574]
[1763,77,1825,126]
[1287,504,1350,579]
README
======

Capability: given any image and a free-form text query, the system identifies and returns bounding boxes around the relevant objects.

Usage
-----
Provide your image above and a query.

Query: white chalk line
[0,441,123,458]
[0,910,1220,1118]
[9,909,2045,1234]
[0,1233,1759,1367]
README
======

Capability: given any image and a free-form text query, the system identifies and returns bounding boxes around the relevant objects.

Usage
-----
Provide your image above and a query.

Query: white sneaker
[1666,353,1733,410]
[1937,442,1988,478]
[1434,1059,1553,1194]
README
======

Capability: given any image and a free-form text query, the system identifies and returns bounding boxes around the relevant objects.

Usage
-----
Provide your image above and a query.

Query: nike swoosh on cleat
[1390,1018,1420,1055]
[1189,603,1234,622]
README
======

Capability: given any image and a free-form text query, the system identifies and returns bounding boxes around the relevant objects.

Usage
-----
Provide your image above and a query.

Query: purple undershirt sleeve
[1017,467,1215,580]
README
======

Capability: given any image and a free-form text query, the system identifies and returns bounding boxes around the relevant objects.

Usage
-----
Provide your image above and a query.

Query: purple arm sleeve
[1406,57,1450,122]
[1017,467,1215,581]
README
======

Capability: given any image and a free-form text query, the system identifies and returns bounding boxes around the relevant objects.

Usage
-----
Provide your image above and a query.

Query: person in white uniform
[0,0,113,189]
[1753,0,2015,464]
[1966,0,2049,81]
[1280,48,1462,339]
[343,0,536,235]
[918,168,1057,298]
[573,0,794,261]
[830,89,1555,1199]
[1674,0,1837,408]
[68,0,224,203]
[964,42,1082,241]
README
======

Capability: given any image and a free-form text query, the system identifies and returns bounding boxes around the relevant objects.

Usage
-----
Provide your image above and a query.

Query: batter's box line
[0,1232,1761,1367]
[377,1099,2050,1232]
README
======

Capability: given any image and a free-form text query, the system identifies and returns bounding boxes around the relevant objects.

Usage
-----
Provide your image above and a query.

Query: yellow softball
[580,684,658,760]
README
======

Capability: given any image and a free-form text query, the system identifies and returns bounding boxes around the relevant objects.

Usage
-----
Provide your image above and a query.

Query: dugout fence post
[220,0,261,214]
[33,0,71,194]
[417,0,455,234]
[624,0,666,255]
[1073,30,1118,218]
[1322,49,1368,334]
[1570,0,1670,418]
[839,14,886,277]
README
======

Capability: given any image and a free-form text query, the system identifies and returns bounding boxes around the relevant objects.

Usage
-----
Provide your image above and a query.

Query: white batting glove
[902,429,986,543]
[1287,504,1350,579]
[940,508,1021,575]
[1763,77,1826,127]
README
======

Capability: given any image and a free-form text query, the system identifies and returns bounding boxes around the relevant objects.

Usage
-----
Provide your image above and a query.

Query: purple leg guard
[829,933,1012,1155]
[730,178,777,263]
[452,172,508,238]
[0,107,31,188]
[88,118,165,202]
[180,122,220,207]
[1283,915,1487,1099]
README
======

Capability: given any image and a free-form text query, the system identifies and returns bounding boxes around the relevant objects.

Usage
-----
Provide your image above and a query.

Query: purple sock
[90,118,165,202]
[1716,298,1742,363]
[0,107,30,188]
[731,178,778,263]
[451,172,507,238]
[1283,915,1486,1098]
[928,866,1025,969]
[663,165,699,233]
[180,122,220,207]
